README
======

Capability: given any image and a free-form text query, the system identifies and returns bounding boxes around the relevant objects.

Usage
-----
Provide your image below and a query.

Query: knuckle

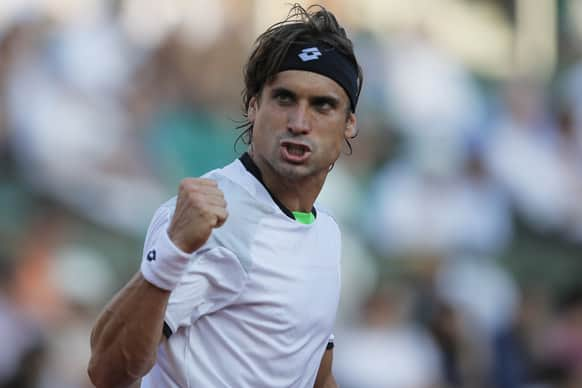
[179,179,198,194]
[178,180,189,192]
[203,212,216,224]
[180,177,195,186]
[189,192,204,206]
[191,197,203,210]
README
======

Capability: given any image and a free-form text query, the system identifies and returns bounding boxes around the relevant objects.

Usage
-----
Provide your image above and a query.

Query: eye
[276,94,292,104]
[273,90,294,105]
[315,101,333,111]
[312,97,338,113]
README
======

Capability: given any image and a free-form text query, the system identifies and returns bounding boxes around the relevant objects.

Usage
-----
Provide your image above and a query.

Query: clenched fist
[168,178,228,254]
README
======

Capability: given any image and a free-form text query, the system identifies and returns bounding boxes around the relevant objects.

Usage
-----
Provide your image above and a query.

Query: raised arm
[314,348,338,388]
[87,178,227,387]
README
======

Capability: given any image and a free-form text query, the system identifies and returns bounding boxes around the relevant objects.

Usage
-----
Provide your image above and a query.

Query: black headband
[277,43,359,112]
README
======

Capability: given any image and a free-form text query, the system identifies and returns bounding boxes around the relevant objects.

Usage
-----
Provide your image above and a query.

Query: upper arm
[314,348,337,388]
[88,272,171,387]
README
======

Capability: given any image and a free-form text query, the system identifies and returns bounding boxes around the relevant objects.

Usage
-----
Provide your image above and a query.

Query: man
[88,4,362,387]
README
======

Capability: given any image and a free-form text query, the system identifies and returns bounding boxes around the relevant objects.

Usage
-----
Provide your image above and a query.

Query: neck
[250,153,327,213]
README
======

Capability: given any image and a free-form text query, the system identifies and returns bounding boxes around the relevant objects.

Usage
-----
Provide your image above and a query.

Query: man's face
[248,70,357,182]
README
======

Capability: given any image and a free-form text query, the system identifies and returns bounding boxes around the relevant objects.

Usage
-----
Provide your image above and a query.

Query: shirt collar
[239,152,317,220]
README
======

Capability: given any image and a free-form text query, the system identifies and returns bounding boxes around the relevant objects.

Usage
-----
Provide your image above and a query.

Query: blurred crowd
[1,1,582,387]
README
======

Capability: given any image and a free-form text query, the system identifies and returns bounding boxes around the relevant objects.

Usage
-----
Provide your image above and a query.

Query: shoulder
[202,159,260,204]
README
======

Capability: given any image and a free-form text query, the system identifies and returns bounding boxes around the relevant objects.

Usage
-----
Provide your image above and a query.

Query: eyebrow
[310,95,339,109]
[270,87,296,99]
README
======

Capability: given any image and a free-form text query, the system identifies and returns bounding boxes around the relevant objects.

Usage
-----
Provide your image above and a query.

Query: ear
[345,112,357,139]
[248,96,258,122]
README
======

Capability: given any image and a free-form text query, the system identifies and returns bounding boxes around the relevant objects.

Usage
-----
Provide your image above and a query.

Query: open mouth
[280,141,312,163]
[285,143,309,156]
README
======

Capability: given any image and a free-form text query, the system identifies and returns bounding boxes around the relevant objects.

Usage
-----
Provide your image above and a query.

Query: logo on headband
[298,47,322,62]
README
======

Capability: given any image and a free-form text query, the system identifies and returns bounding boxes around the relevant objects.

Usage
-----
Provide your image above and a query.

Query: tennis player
[88,4,362,387]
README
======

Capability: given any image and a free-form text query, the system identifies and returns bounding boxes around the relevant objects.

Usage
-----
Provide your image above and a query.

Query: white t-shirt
[141,156,341,387]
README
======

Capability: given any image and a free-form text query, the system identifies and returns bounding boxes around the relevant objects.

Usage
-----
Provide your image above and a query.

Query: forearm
[314,349,337,388]
[315,374,338,388]
[88,272,171,388]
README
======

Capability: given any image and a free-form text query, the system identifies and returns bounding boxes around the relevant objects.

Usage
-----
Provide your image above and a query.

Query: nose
[287,103,311,135]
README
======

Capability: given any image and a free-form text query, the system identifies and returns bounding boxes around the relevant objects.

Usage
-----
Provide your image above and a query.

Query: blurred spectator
[0,257,45,388]
[383,33,485,176]
[484,79,569,234]
[363,151,512,258]
[542,286,582,388]
[492,286,552,388]
[334,284,443,388]
[363,34,511,259]
[435,256,519,337]
[428,301,484,388]
[426,257,518,388]
[4,14,167,236]
[553,63,582,241]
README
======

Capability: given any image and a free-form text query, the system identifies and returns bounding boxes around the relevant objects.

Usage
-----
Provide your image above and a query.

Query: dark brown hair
[237,3,363,146]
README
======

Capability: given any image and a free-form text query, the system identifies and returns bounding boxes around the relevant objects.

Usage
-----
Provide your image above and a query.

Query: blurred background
[1,0,582,387]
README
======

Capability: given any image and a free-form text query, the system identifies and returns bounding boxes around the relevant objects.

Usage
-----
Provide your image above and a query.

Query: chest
[237,220,341,336]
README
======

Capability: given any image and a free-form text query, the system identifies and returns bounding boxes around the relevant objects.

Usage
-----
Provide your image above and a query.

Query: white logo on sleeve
[298,47,322,62]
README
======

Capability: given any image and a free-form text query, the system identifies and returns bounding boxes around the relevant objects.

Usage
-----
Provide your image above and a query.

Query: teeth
[286,144,305,156]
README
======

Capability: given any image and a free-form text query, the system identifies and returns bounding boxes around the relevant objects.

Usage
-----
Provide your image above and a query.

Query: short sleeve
[164,246,248,333]
[142,200,248,334]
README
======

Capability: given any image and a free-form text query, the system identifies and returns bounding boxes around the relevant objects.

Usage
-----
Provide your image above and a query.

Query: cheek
[321,123,347,151]
[331,136,344,156]
[253,111,283,149]
[255,108,284,134]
